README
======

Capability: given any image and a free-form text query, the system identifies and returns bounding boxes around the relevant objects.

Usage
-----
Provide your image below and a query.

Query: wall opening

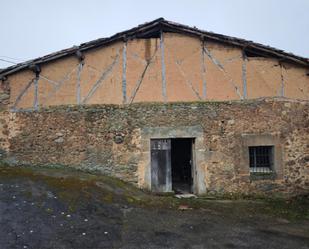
[150,137,194,194]
[171,138,193,194]
[241,133,283,181]
[249,146,274,173]
[140,125,205,195]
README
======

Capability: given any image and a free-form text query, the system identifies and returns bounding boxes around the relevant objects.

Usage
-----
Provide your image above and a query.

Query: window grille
[249,146,273,173]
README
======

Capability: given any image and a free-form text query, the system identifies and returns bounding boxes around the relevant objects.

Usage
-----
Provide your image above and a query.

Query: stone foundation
[1,98,308,196]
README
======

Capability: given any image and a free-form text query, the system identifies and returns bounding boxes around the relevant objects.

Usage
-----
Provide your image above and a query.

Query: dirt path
[0,166,308,249]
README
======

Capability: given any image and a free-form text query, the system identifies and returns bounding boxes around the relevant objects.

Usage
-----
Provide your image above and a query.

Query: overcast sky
[0,0,308,69]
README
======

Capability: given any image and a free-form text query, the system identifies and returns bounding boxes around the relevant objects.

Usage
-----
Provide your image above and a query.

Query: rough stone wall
[6,33,309,110]
[3,98,309,196]
[0,79,10,153]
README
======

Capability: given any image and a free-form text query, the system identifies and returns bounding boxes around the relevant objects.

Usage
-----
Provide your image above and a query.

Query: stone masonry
[0,98,308,196]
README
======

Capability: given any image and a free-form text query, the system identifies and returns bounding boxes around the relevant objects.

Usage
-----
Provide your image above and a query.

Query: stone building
[0,18,308,196]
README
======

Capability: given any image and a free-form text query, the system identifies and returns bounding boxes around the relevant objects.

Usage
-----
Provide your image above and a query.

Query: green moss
[23,191,33,198]
[15,97,282,115]
[45,207,53,213]
[263,196,309,221]
[0,165,308,221]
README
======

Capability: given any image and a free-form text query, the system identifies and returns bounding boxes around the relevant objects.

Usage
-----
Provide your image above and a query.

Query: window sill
[250,171,276,181]
[250,167,273,173]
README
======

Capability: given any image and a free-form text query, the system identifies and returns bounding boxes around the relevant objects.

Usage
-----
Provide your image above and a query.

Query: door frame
[151,137,195,194]
[191,138,196,193]
[138,125,206,195]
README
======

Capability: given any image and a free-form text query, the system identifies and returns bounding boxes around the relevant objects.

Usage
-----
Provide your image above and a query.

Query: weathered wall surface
[165,33,205,101]
[125,38,163,103]
[0,79,10,153]
[3,98,309,196]
[6,33,309,110]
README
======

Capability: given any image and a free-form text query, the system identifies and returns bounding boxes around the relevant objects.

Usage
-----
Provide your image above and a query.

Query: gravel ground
[0,166,308,249]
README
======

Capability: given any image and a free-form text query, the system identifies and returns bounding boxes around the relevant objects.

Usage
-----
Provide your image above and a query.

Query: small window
[249,146,273,173]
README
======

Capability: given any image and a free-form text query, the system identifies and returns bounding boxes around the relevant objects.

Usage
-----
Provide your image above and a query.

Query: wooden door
[151,139,172,192]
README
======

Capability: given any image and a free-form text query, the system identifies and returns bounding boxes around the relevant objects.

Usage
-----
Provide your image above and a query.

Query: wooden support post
[203,47,242,99]
[201,39,207,100]
[82,52,120,104]
[160,31,167,102]
[242,50,247,99]
[75,50,84,105]
[12,78,35,111]
[175,61,202,100]
[129,62,150,104]
[280,64,285,97]
[32,64,41,110]
[122,41,127,104]
[76,62,83,105]
[45,66,78,102]
[129,45,159,104]
[33,76,39,110]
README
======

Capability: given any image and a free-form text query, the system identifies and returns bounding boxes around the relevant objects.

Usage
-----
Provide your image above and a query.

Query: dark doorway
[171,138,193,194]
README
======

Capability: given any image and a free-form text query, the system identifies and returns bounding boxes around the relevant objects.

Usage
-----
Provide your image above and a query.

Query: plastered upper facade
[1,19,309,110]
